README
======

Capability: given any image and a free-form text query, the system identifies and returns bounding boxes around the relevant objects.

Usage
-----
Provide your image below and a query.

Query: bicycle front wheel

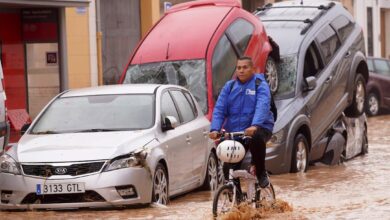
[212,184,236,217]
[256,182,276,207]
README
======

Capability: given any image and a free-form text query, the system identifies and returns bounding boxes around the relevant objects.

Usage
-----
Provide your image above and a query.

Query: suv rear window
[316,25,341,65]
[226,18,254,54]
[331,15,354,43]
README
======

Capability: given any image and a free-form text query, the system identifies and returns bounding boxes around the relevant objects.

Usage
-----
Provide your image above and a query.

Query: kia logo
[54,167,68,175]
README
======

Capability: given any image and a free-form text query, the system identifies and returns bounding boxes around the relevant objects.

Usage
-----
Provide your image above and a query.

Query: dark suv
[255,0,369,174]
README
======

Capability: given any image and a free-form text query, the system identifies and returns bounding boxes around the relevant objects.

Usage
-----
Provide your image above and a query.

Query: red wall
[0,12,27,110]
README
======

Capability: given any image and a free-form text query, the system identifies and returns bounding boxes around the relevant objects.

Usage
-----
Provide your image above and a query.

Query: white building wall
[354,0,390,58]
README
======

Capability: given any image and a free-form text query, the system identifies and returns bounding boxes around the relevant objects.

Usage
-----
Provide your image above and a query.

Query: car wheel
[345,73,366,117]
[366,93,380,116]
[201,152,218,191]
[290,134,309,173]
[265,57,278,94]
[152,163,169,205]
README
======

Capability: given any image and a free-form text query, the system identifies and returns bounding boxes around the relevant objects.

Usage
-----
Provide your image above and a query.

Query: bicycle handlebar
[216,131,252,140]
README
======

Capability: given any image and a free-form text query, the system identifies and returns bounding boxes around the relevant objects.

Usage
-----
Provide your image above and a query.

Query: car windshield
[274,55,297,99]
[123,59,207,113]
[31,94,155,134]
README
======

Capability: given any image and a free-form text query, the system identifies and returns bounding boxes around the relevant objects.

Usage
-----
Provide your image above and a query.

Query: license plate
[36,183,85,195]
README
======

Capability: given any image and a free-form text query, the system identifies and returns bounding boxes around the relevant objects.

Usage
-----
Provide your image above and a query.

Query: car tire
[201,152,218,191]
[366,93,380,116]
[152,163,169,205]
[265,57,278,94]
[345,73,366,117]
[290,134,309,173]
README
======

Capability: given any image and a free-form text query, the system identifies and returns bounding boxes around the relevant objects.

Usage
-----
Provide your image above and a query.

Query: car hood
[15,130,155,163]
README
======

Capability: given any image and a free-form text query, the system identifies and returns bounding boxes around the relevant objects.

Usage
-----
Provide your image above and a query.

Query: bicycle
[212,131,276,218]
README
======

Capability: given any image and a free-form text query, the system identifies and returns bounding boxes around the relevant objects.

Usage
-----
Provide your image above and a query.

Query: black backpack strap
[255,77,277,121]
[229,80,236,94]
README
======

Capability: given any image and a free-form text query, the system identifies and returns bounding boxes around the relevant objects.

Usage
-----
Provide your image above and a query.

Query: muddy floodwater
[2,115,390,219]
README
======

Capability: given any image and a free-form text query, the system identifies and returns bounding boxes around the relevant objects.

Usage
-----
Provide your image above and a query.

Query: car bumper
[240,142,287,174]
[265,142,289,174]
[0,167,153,210]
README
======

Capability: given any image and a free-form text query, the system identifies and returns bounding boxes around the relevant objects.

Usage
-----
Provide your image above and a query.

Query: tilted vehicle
[255,0,369,173]
[366,57,390,116]
[0,84,218,209]
[120,0,279,119]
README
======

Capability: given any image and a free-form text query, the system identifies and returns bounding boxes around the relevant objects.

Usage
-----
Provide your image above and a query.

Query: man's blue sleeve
[251,80,271,127]
[210,82,231,132]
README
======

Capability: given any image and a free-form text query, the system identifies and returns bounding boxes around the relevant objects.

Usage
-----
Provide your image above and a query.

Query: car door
[302,41,333,143]
[170,90,208,186]
[159,90,193,192]
[329,16,354,106]
[311,25,343,140]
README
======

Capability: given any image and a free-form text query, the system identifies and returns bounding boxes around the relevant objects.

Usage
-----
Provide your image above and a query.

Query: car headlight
[104,151,147,172]
[266,129,285,147]
[0,154,21,175]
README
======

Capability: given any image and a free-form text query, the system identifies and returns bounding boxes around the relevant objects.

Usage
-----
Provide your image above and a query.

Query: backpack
[229,78,277,121]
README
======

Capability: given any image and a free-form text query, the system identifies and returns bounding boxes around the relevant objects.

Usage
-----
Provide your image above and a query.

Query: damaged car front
[0,87,160,210]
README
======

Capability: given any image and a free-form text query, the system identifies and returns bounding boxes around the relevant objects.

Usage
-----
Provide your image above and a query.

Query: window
[161,92,180,123]
[171,90,195,123]
[31,94,155,133]
[212,34,237,101]
[373,59,390,76]
[124,59,207,114]
[183,91,198,116]
[303,42,323,78]
[316,25,341,65]
[331,15,354,43]
[367,7,373,56]
[226,18,254,54]
[367,59,374,72]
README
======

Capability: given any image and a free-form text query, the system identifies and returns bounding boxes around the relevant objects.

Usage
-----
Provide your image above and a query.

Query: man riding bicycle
[209,56,274,188]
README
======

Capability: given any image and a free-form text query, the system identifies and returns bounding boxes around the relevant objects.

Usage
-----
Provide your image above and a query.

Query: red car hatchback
[119,0,278,119]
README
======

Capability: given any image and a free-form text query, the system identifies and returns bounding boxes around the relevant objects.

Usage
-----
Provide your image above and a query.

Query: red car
[119,0,278,119]
[366,57,390,116]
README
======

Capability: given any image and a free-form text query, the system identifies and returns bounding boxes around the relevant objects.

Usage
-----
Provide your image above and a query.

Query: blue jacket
[210,74,274,133]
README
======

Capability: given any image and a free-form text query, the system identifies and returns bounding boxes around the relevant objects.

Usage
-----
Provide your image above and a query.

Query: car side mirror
[161,116,178,131]
[304,76,317,91]
[21,123,31,136]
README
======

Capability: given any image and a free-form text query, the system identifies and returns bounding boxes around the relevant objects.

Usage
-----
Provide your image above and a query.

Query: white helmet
[216,140,246,163]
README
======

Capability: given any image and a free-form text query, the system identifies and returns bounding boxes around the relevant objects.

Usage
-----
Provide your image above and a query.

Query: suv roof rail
[257,2,336,35]
[256,2,335,11]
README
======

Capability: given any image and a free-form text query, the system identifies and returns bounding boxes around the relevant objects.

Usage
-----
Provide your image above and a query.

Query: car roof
[60,84,177,97]
[131,3,235,64]
[256,0,340,55]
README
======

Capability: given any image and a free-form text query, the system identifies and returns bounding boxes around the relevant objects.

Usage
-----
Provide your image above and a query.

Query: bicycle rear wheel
[212,184,236,217]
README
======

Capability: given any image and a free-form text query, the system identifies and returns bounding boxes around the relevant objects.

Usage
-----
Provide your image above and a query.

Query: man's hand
[209,131,219,140]
[245,126,258,137]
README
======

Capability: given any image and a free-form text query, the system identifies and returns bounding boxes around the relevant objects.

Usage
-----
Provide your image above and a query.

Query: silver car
[0,84,218,210]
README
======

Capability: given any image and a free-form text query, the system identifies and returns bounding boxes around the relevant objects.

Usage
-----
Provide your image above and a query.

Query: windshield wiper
[74,128,121,133]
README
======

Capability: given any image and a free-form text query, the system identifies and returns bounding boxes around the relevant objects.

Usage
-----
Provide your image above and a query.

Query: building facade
[0,0,97,142]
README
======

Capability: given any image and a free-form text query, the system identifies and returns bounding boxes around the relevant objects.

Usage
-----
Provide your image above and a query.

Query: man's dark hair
[237,56,254,66]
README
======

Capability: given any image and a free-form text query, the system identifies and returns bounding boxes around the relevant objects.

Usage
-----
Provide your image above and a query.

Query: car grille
[22,162,105,177]
[21,191,105,204]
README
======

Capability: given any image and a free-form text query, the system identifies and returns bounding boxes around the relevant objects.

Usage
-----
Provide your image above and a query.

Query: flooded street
[2,115,390,219]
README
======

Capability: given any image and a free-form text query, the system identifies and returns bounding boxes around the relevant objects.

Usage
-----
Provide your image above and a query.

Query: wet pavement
[2,115,390,219]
